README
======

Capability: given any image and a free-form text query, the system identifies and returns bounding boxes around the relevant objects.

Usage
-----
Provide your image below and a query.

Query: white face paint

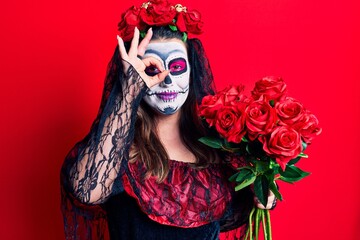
[143,41,190,115]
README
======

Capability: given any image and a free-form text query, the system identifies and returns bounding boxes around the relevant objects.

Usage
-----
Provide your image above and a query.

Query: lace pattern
[61,61,147,239]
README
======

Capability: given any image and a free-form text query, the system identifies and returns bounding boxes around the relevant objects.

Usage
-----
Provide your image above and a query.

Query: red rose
[215,103,246,143]
[139,0,176,26]
[199,85,247,127]
[293,111,322,144]
[252,76,287,103]
[218,85,247,105]
[118,6,142,42]
[245,99,277,141]
[176,10,203,34]
[198,95,224,126]
[261,126,302,170]
[275,97,305,126]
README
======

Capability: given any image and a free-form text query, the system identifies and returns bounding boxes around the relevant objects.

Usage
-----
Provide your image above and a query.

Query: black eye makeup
[168,58,187,75]
[145,65,161,76]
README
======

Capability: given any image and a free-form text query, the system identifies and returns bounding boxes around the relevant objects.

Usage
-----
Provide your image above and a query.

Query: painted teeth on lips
[156,90,178,101]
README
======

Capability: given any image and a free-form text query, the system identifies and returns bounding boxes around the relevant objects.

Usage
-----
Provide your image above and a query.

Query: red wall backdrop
[1,0,359,239]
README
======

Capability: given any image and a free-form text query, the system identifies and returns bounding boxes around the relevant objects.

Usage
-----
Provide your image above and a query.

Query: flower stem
[262,209,268,240]
[265,209,272,240]
[248,207,256,240]
[254,208,261,240]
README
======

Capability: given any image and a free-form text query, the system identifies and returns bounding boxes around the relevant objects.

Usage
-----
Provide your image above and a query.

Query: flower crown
[118,0,204,42]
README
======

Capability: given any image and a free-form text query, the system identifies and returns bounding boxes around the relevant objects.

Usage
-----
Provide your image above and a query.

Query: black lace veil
[60,34,217,239]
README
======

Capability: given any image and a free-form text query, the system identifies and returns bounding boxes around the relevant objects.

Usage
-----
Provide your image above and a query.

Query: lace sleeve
[62,62,147,205]
[60,60,147,239]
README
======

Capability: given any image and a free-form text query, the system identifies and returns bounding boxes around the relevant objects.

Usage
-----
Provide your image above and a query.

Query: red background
[1,0,359,239]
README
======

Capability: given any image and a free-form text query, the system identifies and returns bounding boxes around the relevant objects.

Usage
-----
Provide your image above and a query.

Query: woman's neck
[155,111,181,141]
[154,111,196,163]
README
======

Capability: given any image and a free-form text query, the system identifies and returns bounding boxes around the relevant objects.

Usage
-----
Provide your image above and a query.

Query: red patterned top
[122,159,233,228]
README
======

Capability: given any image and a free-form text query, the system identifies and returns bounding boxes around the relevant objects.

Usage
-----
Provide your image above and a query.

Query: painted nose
[163,76,172,85]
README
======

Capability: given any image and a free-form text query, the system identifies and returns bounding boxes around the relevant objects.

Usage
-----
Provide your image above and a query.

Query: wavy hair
[129,26,217,182]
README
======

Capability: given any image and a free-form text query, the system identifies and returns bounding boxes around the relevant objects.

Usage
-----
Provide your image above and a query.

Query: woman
[61,1,275,239]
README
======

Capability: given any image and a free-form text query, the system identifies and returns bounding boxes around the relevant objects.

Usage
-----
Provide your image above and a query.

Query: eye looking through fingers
[145,65,161,76]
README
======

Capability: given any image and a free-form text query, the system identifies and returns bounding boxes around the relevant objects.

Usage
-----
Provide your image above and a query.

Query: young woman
[61,1,275,239]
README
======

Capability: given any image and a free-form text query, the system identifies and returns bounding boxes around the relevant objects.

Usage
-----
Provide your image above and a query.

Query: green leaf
[169,25,177,31]
[279,165,310,183]
[245,144,251,154]
[269,181,282,201]
[198,137,223,149]
[235,169,253,183]
[241,136,249,142]
[254,175,269,207]
[298,152,308,158]
[254,160,270,173]
[182,32,188,42]
[302,141,308,151]
[287,157,301,166]
[269,100,275,107]
[228,168,254,182]
[235,174,256,191]
[228,172,238,182]
[140,31,146,39]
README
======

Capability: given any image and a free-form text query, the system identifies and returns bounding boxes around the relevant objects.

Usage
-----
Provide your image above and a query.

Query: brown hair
[130,84,217,182]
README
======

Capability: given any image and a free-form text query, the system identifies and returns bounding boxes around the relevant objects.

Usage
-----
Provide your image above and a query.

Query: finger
[138,28,153,56]
[146,70,170,87]
[142,56,165,72]
[129,27,140,58]
[117,35,129,61]
[254,195,276,210]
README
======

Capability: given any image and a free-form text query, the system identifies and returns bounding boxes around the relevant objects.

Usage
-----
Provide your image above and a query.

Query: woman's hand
[117,27,169,88]
[254,190,277,210]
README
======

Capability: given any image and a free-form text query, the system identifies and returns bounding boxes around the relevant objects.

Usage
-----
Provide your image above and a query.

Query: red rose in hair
[118,6,142,42]
[252,76,287,103]
[198,95,224,126]
[140,0,176,26]
[293,111,322,144]
[245,99,277,141]
[215,104,246,143]
[260,126,302,170]
[176,10,203,34]
[276,97,305,126]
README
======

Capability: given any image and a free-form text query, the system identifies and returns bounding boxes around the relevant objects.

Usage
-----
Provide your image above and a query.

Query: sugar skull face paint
[143,41,190,115]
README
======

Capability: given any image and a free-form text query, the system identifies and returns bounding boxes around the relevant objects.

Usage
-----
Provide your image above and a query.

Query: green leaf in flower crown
[235,173,256,191]
[279,165,310,183]
[198,137,223,149]
[241,136,249,142]
[269,180,283,201]
[182,32,188,42]
[169,25,178,31]
[254,175,269,207]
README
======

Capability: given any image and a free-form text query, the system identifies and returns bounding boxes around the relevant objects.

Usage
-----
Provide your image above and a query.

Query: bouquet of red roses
[198,76,321,240]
